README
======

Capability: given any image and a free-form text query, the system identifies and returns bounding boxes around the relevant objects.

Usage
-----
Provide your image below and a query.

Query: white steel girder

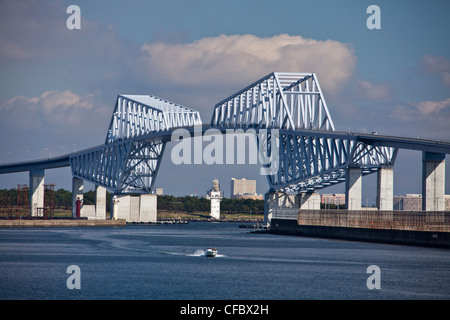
[211,72,396,193]
[106,94,202,144]
[265,131,398,193]
[211,72,334,131]
[70,139,166,193]
[70,73,398,194]
[71,94,201,193]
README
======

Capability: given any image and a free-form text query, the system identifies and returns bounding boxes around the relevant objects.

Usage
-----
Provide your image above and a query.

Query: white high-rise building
[230,178,263,200]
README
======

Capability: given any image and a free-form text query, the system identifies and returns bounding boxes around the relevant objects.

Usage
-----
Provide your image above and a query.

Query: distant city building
[207,179,222,219]
[321,193,345,207]
[393,194,450,211]
[230,178,263,200]
[319,193,450,211]
[155,187,163,195]
[393,194,422,211]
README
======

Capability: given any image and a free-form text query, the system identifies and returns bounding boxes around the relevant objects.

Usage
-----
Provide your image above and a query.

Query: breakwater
[270,210,450,248]
[0,218,126,228]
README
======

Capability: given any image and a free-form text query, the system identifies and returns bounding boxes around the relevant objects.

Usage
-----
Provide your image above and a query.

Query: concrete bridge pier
[377,165,394,210]
[264,191,320,226]
[264,192,273,226]
[95,185,107,219]
[422,152,445,211]
[111,193,157,222]
[264,192,298,226]
[71,178,107,219]
[299,192,321,210]
[29,169,44,217]
[72,177,84,218]
[345,165,362,210]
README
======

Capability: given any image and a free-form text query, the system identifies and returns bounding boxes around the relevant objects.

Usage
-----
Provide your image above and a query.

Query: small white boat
[206,248,218,257]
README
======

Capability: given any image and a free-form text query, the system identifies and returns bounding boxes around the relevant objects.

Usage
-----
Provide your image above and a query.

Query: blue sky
[0,0,449,201]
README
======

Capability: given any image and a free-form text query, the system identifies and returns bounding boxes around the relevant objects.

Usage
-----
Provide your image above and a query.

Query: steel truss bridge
[1,72,449,197]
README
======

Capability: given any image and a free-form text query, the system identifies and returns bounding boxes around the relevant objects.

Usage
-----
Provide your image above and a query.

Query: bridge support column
[140,194,157,223]
[299,192,320,210]
[346,166,362,210]
[422,152,445,211]
[95,185,106,219]
[115,195,131,220]
[377,165,393,210]
[265,192,299,226]
[29,169,44,217]
[72,177,84,218]
[111,194,157,222]
[264,192,274,226]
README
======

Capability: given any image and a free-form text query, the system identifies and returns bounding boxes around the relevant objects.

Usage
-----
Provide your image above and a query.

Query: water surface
[0,222,449,300]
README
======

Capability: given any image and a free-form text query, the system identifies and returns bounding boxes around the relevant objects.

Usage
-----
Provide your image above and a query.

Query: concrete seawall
[0,219,126,228]
[271,219,450,249]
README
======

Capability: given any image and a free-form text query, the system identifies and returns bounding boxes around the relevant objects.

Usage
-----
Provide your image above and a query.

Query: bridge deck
[0,126,449,174]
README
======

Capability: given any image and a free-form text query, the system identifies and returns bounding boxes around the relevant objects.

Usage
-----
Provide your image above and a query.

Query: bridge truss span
[106,94,202,144]
[211,72,334,131]
[1,72,449,215]
[210,72,398,193]
[70,138,166,193]
[71,94,201,193]
[272,129,398,193]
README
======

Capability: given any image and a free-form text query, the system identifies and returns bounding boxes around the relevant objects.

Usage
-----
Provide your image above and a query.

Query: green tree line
[0,189,264,214]
[157,195,264,214]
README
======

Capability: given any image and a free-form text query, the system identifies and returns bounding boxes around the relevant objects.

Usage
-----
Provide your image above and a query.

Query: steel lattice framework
[106,94,202,143]
[211,72,397,193]
[272,130,398,193]
[2,73,450,200]
[70,94,202,193]
[211,72,334,131]
[69,72,397,194]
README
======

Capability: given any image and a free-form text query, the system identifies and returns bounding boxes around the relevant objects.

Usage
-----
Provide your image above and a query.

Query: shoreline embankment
[270,218,450,249]
[0,218,126,228]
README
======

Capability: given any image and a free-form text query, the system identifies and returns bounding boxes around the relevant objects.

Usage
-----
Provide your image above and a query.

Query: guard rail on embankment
[270,210,450,248]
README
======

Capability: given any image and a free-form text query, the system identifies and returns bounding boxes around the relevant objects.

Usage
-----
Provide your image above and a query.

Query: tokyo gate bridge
[1,72,449,219]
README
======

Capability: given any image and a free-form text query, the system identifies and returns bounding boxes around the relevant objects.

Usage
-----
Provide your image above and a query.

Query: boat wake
[160,249,225,258]
[188,249,207,257]
[189,249,226,258]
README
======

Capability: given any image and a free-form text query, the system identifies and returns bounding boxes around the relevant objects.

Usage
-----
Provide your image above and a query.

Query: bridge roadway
[1,125,449,175]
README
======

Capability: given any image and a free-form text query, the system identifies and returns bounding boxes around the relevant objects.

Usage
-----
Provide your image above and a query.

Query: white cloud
[414,97,450,115]
[419,55,450,87]
[39,90,94,113]
[0,89,112,163]
[134,34,356,93]
[0,90,100,128]
[357,80,395,100]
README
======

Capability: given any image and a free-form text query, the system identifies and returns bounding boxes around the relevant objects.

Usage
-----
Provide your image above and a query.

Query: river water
[0,222,449,300]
